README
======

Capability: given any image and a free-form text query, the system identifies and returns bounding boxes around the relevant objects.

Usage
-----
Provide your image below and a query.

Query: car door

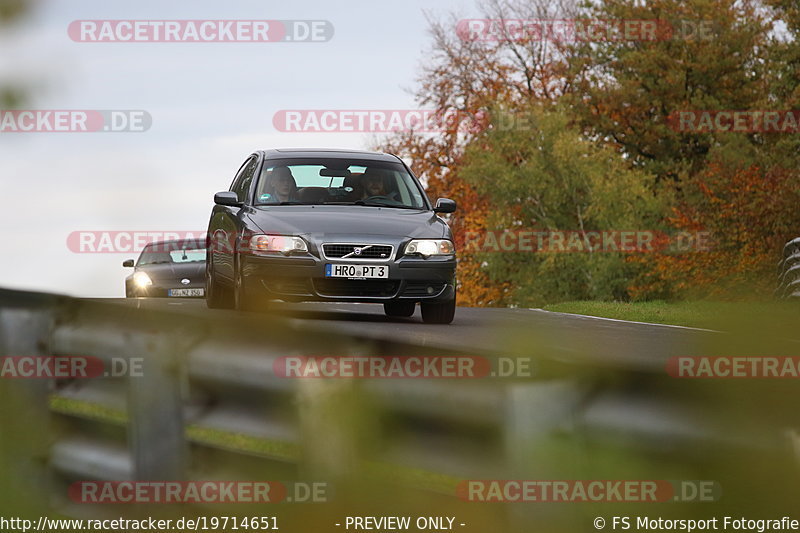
[208,154,260,282]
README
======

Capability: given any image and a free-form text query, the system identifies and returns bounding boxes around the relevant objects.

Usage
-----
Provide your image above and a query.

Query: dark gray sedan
[123,239,207,298]
[205,149,457,323]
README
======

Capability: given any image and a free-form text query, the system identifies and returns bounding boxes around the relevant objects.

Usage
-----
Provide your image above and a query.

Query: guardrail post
[126,332,187,481]
[505,380,584,468]
[503,379,586,532]
[294,341,378,481]
[0,306,54,515]
[296,377,362,479]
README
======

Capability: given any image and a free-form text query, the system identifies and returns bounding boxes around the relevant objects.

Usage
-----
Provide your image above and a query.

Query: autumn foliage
[376,0,800,305]
[630,163,800,299]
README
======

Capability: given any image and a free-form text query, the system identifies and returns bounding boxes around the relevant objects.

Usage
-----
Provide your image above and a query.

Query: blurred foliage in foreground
[376,0,800,307]
[5,299,800,532]
[0,0,30,106]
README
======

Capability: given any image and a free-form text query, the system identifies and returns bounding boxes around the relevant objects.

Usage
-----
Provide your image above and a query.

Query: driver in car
[361,168,397,200]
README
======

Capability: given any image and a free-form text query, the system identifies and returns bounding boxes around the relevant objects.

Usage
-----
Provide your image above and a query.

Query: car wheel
[234,259,262,312]
[384,301,416,318]
[206,255,234,309]
[420,294,456,324]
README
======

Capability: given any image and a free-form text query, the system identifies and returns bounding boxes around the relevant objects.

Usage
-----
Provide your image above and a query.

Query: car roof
[261,148,401,163]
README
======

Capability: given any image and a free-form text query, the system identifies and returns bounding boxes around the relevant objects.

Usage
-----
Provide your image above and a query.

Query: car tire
[206,255,234,309]
[234,258,262,312]
[384,301,416,318]
[420,294,456,324]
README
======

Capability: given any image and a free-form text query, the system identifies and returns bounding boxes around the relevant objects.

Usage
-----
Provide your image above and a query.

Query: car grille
[314,279,400,297]
[402,282,447,297]
[323,243,393,260]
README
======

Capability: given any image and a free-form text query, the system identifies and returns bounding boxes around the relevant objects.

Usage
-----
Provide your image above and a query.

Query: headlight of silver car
[404,239,455,257]
[249,234,308,255]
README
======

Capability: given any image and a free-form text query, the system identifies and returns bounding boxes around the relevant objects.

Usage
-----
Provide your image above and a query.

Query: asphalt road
[97,298,722,372]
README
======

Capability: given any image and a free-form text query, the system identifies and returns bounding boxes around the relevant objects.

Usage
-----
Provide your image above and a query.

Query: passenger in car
[268,166,298,203]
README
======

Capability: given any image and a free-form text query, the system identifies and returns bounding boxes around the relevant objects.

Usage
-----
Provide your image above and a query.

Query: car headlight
[404,239,455,257]
[133,271,152,288]
[250,234,308,255]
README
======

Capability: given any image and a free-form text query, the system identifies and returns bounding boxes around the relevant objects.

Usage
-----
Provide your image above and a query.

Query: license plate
[168,288,204,297]
[325,264,389,279]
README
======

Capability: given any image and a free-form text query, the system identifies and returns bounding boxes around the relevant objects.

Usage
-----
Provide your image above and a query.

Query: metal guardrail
[777,237,800,298]
[1,287,799,531]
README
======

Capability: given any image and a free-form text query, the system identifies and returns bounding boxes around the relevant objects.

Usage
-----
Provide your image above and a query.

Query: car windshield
[253,158,427,209]
[137,241,207,266]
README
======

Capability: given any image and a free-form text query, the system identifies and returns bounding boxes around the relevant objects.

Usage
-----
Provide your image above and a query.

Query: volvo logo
[337,244,379,259]
[181,278,190,285]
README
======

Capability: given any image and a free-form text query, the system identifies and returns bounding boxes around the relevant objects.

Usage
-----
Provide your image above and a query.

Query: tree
[761,0,800,167]
[0,0,29,107]
[375,0,580,305]
[459,104,663,305]
[567,0,772,183]
[377,0,797,304]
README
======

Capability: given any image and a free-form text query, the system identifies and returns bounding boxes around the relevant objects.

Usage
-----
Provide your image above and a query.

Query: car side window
[229,158,250,190]
[230,156,259,203]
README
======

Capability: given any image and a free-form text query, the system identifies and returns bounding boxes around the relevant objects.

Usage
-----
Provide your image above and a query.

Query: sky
[0,0,479,297]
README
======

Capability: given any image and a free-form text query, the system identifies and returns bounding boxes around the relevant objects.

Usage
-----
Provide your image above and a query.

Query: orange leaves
[631,162,800,299]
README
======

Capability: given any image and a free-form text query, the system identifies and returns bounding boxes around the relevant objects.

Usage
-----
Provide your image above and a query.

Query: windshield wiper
[353,201,421,209]
[258,201,313,206]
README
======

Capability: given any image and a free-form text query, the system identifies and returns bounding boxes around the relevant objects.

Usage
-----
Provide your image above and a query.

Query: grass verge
[542,299,798,330]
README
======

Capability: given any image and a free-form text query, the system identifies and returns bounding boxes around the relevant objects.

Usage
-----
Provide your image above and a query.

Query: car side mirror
[434,198,457,214]
[214,191,242,207]
[122,259,134,268]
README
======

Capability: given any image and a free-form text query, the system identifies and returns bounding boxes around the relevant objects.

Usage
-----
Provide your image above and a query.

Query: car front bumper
[240,252,456,303]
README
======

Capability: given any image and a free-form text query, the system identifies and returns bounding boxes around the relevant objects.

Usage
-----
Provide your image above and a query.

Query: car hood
[134,261,205,281]
[246,206,450,240]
